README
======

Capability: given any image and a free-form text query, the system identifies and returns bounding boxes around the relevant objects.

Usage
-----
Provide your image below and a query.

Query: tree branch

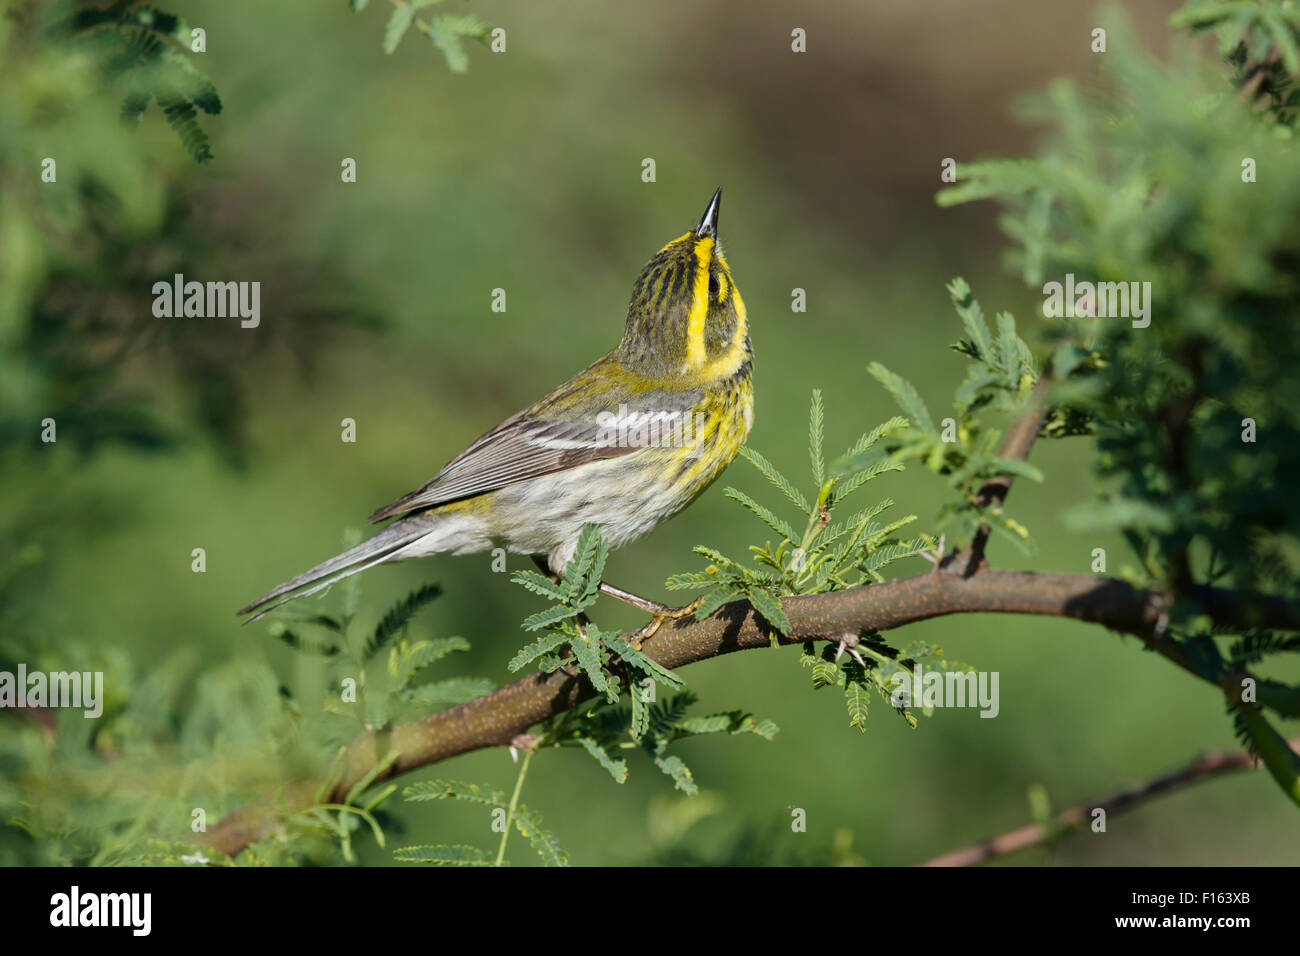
[206,566,1300,856]
[207,378,1300,857]
[919,737,1300,866]
[960,376,1051,574]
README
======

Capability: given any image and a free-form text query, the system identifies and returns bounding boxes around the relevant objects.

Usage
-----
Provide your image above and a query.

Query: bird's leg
[531,557,701,651]
[599,581,704,650]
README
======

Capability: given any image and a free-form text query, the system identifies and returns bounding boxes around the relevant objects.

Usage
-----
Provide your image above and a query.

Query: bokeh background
[6,0,1296,864]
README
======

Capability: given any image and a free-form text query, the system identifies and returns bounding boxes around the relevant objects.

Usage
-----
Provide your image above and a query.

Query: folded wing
[369,369,703,523]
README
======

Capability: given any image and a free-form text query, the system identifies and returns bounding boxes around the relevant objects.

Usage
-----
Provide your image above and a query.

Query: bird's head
[618,187,750,381]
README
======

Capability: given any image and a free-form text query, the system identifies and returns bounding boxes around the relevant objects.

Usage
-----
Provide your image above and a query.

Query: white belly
[384,453,687,573]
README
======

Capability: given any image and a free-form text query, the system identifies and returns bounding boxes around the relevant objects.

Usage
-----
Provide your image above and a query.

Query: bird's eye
[708,274,720,299]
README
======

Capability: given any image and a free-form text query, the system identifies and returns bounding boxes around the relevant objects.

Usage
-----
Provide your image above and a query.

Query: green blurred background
[7,0,1296,864]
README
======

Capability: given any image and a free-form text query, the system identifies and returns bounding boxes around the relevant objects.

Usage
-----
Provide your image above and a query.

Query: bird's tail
[237,519,433,624]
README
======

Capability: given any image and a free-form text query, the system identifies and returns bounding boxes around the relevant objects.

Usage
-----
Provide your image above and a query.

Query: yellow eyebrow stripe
[684,237,714,369]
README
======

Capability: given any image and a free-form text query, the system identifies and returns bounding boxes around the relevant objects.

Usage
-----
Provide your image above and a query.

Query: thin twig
[920,737,1300,867]
[959,376,1052,575]
[494,750,531,867]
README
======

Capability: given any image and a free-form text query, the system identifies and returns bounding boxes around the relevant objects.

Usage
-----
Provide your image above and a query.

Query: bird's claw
[629,595,704,651]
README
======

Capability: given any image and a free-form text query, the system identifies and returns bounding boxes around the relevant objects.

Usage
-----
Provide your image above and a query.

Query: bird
[238,187,753,641]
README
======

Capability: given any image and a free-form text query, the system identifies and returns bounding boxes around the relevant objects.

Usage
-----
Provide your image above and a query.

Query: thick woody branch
[206,567,1300,856]
[206,379,1296,859]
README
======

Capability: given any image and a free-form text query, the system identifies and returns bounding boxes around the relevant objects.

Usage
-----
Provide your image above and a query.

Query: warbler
[239,188,753,633]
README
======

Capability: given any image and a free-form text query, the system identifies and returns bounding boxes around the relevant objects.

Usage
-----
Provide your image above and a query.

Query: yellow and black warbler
[239,188,753,629]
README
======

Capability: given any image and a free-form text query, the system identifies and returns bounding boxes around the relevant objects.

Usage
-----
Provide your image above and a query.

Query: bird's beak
[696,186,722,239]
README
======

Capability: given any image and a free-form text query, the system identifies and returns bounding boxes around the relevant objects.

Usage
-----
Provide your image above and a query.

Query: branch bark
[206,566,1300,856]
[920,737,1300,866]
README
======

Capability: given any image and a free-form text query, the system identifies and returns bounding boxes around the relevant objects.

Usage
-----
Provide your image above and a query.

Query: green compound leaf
[734,716,780,740]
[948,276,994,363]
[513,806,569,867]
[577,736,628,783]
[746,586,791,637]
[740,446,812,513]
[631,686,651,740]
[383,2,414,54]
[422,13,487,74]
[567,630,611,699]
[691,586,744,620]
[563,522,608,608]
[811,659,841,689]
[402,779,503,807]
[845,680,870,732]
[991,457,1044,482]
[508,631,571,672]
[401,676,494,707]
[1237,706,1300,808]
[605,635,686,690]
[394,844,493,866]
[520,602,580,632]
[509,569,568,602]
[388,635,469,687]
[654,755,698,796]
[809,389,825,486]
[365,583,441,660]
[725,487,796,540]
[868,362,935,434]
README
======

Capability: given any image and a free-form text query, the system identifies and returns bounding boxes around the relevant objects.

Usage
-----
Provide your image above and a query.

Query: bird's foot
[613,591,704,651]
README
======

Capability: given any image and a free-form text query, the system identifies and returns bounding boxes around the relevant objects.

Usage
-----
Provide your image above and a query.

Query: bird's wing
[368,359,702,523]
